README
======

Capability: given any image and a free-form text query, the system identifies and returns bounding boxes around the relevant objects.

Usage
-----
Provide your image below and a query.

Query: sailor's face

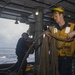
[53,13,60,24]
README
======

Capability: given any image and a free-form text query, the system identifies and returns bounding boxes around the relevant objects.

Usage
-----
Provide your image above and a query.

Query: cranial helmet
[51,7,64,18]
[52,7,64,13]
[22,32,28,37]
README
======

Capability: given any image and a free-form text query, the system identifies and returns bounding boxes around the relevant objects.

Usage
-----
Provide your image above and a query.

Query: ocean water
[0,49,35,64]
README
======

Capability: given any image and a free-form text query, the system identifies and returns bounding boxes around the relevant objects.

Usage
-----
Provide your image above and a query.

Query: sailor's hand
[45,31,50,37]
[67,31,75,39]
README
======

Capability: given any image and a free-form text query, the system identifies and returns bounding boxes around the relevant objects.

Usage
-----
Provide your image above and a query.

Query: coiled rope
[38,36,50,75]
[38,31,73,75]
[17,30,72,75]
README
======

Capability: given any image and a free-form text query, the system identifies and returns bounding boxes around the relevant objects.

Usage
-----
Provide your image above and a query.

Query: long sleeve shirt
[16,37,29,56]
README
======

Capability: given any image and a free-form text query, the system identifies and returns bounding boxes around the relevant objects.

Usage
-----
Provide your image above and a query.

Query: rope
[0,62,18,73]
[38,35,59,75]
[47,31,73,41]
[50,37,59,75]
[38,36,50,75]
[37,31,72,75]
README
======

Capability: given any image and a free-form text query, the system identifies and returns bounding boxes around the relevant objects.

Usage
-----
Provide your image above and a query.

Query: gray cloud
[0,18,29,48]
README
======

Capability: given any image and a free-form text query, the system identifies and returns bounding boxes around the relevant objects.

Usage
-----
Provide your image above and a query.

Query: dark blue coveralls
[16,37,29,75]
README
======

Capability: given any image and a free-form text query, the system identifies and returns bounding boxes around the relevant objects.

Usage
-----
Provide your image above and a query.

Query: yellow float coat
[51,22,75,56]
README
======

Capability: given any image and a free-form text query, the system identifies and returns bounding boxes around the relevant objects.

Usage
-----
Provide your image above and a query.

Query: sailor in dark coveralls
[16,32,29,75]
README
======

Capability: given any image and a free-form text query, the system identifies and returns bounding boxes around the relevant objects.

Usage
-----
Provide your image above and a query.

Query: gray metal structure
[0,0,75,24]
[0,0,75,37]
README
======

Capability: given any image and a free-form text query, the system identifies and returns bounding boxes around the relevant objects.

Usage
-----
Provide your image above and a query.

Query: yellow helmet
[53,7,64,13]
[51,7,64,18]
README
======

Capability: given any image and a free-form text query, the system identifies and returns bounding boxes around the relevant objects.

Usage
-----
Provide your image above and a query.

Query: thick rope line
[38,36,50,75]
[46,30,73,41]
[38,35,60,75]
[51,38,59,75]
[50,37,56,75]
[45,36,50,75]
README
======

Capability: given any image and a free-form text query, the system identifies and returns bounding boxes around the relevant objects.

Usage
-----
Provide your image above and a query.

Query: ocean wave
[0,56,6,59]
[0,49,35,64]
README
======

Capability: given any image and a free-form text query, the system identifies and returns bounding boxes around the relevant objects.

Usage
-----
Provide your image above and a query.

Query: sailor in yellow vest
[46,7,75,75]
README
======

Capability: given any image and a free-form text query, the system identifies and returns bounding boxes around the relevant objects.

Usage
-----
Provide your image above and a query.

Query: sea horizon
[0,49,35,64]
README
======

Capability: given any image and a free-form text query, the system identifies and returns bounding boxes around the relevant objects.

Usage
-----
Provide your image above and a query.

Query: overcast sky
[0,18,29,48]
